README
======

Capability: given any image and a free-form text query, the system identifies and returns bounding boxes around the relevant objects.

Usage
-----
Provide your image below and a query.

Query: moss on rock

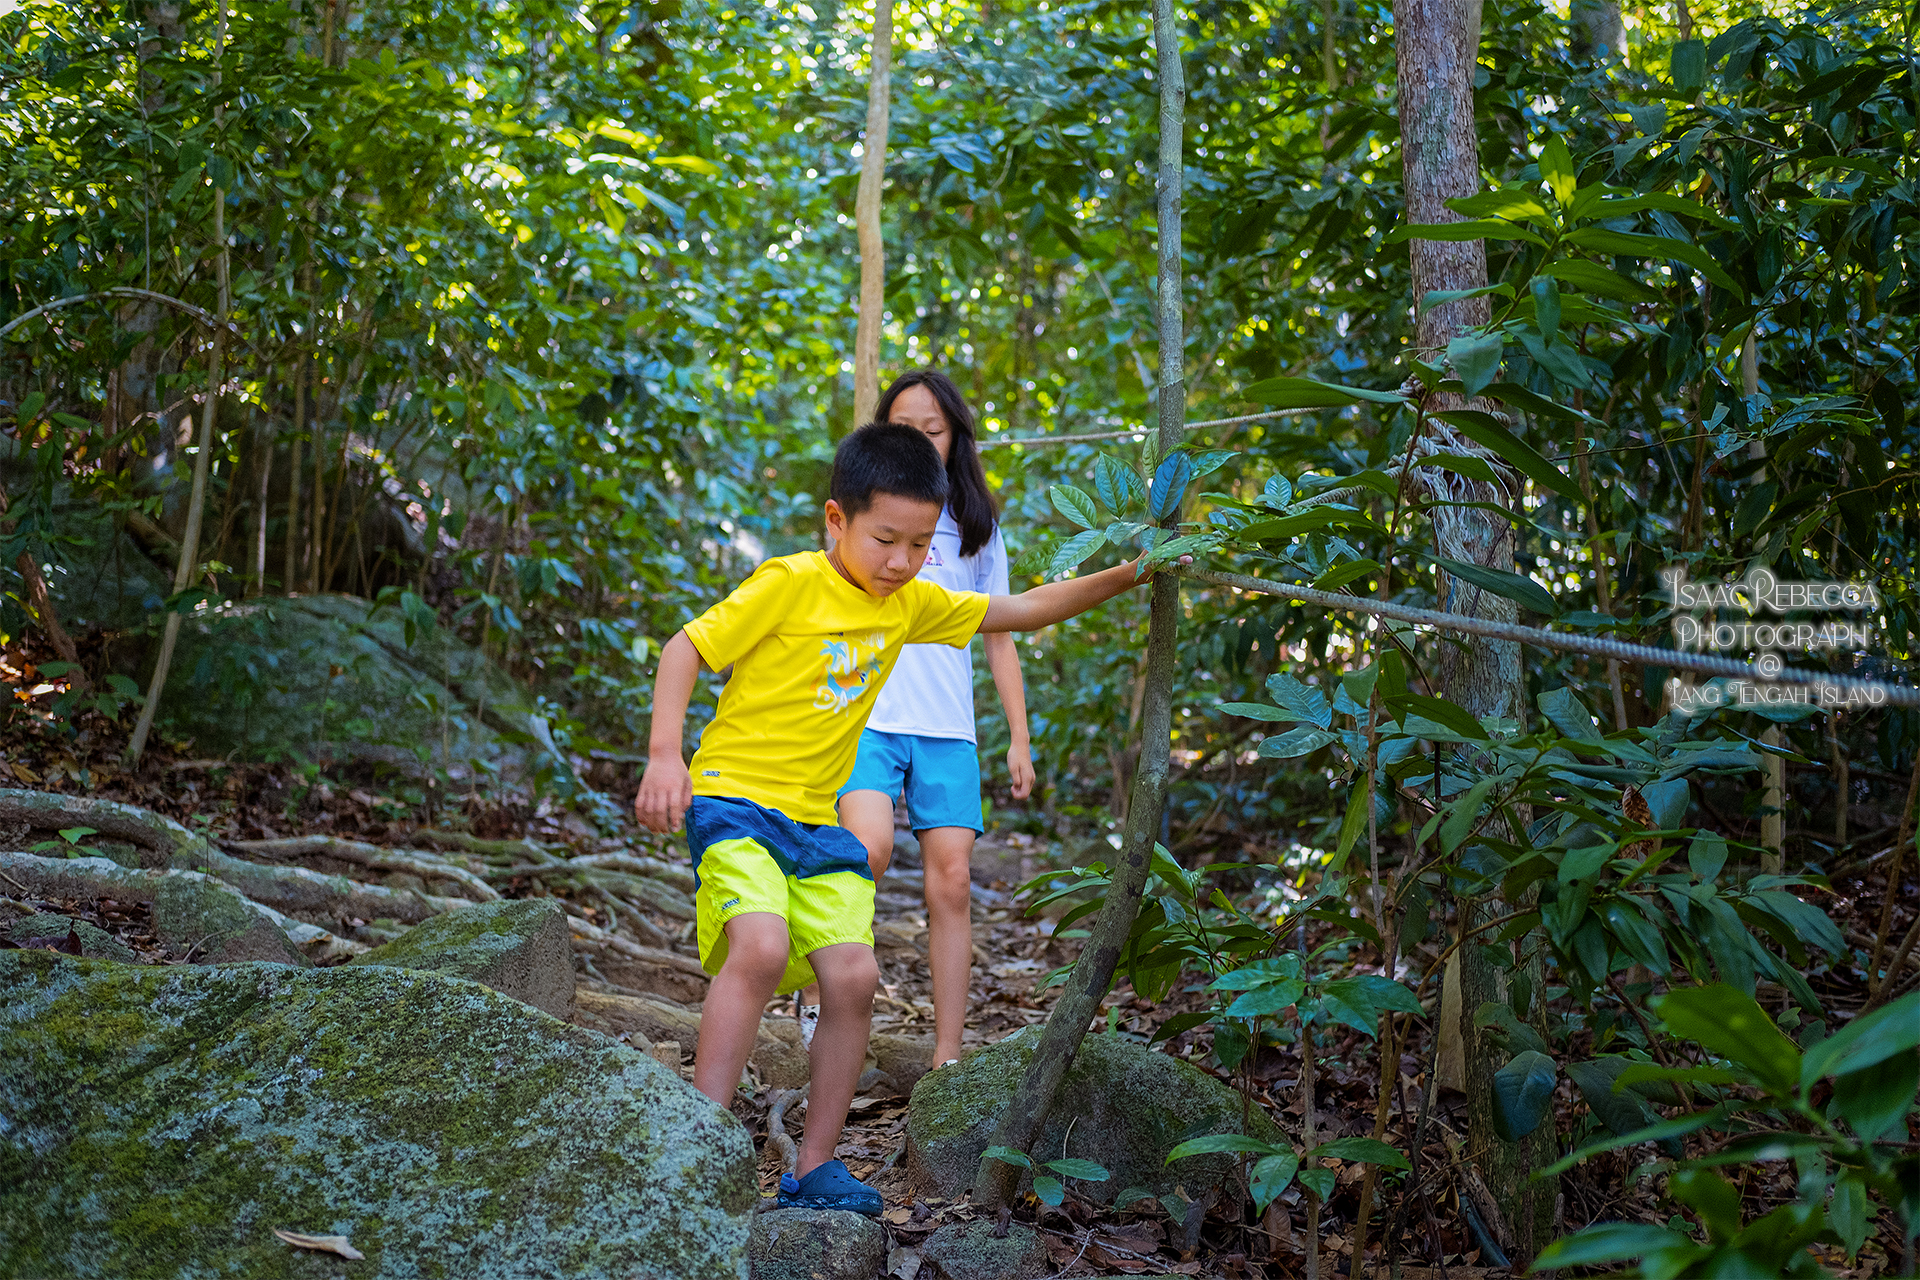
[151,873,309,966]
[905,1025,1282,1207]
[5,914,141,964]
[0,950,755,1279]
[348,898,573,1019]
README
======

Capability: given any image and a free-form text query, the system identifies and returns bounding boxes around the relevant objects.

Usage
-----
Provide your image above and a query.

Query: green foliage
[1537,987,1920,1277]
[981,1145,1112,1207]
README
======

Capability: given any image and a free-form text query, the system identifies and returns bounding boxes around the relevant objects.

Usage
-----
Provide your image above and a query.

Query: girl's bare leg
[917,825,976,1065]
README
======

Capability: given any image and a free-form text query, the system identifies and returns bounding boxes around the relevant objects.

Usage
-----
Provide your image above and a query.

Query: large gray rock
[4,913,140,964]
[749,1207,888,1279]
[161,593,537,770]
[348,897,574,1019]
[906,1026,1282,1207]
[920,1218,1049,1280]
[152,873,309,966]
[24,497,173,633]
[0,950,755,1279]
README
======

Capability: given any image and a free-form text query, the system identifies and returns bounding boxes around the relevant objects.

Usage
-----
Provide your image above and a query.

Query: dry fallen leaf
[273,1229,365,1260]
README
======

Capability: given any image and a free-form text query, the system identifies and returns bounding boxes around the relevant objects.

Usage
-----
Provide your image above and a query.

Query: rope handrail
[977,405,1317,450]
[1178,565,1918,708]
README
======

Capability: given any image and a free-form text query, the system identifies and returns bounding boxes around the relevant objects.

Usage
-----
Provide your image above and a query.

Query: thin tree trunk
[284,349,305,593]
[0,489,86,683]
[129,0,229,764]
[1395,0,1553,1260]
[974,0,1186,1211]
[851,0,893,429]
[251,365,275,596]
[1746,333,1786,873]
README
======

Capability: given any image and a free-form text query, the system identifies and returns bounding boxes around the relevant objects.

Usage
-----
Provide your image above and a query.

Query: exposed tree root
[413,828,563,864]
[498,849,697,894]
[229,837,499,903]
[765,1083,810,1174]
[0,788,205,861]
[564,909,710,981]
[0,851,365,962]
[173,845,468,924]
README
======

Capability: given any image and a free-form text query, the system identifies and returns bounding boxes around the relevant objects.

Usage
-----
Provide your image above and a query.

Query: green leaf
[1032,1174,1065,1206]
[1250,1153,1301,1211]
[1800,993,1920,1089]
[1441,777,1495,854]
[1445,332,1503,396]
[1393,693,1489,741]
[205,153,235,190]
[1565,1057,1663,1142]
[1540,133,1577,205]
[1095,455,1142,513]
[1688,832,1728,882]
[1540,258,1662,304]
[57,826,99,845]
[983,1145,1033,1169]
[1534,1222,1696,1269]
[1295,1166,1336,1201]
[1530,277,1561,342]
[1332,784,1369,873]
[1559,844,1613,885]
[1049,484,1100,530]
[1561,227,1740,293]
[1670,1169,1743,1243]
[1653,985,1801,1092]
[1260,474,1293,509]
[1429,410,1585,504]
[1311,558,1381,591]
[1165,1133,1281,1163]
[1217,701,1296,722]
[1671,38,1706,96]
[1829,1174,1872,1259]
[1149,452,1192,521]
[1240,377,1409,408]
[1265,673,1333,728]
[1831,1052,1919,1142]
[1256,727,1337,759]
[1045,530,1107,577]
[1432,554,1560,617]
[1308,1137,1411,1170]
[1224,980,1306,1018]
[1490,1050,1558,1142]
[1539,1106,1730,1177]
[1385,219,1550,248]
[1045,1158,1111,1181]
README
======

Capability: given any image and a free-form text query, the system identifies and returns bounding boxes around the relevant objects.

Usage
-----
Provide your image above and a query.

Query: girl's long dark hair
[875,369,998,558]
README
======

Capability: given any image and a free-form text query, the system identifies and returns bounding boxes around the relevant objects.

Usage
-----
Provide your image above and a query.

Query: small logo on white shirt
[925,546,945,567]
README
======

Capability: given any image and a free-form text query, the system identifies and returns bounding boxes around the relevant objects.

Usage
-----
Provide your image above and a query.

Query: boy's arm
[636,630,705,833]
[978,559,1170,633]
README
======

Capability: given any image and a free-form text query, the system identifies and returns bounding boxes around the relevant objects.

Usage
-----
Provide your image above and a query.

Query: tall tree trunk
[974,0,1187,1211]
[851,0,893,429]
[128,0,229,765]
[284,349,305,593]
[1396,0,1554,1262]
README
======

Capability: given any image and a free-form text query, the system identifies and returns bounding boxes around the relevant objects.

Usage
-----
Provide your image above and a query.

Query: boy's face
[824,492,943,597]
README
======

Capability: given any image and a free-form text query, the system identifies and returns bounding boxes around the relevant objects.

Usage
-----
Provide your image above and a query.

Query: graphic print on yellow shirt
[682,551,989,826]
[814,631,888,713]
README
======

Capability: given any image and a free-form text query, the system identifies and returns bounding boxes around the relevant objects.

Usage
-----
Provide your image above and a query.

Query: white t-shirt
[865,506,1008,743]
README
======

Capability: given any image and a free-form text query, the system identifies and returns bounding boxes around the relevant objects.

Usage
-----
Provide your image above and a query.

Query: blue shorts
[838,729,983,833]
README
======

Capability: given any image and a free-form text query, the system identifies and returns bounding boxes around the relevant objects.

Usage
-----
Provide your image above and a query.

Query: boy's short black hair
[830,421,950,516]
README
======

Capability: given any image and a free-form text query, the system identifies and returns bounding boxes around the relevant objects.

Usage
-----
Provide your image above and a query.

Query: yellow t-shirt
[683,551,990,826]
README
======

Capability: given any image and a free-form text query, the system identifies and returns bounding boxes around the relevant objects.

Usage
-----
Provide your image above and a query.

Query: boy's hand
[1007,741,1035,799]
[636,756,694,833]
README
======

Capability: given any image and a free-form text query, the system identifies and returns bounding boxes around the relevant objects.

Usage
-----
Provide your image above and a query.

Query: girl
[798,369,1034,1070]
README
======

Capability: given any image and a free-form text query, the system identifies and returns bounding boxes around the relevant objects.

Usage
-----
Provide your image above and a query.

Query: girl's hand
[635,756,694,833]
[1007,741,1035,800]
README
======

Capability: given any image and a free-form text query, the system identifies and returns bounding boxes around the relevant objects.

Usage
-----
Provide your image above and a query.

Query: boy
[635,422,1169,1214]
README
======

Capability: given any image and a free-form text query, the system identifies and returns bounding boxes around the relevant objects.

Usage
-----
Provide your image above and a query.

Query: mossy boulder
[4,913,140,964]
[152,873,309,966]
[0,950,755,1279]
[905,1026,1283,1206]
[920,1218,1049,1280]
[748,1207,888,1280]
[348,897,574,1019]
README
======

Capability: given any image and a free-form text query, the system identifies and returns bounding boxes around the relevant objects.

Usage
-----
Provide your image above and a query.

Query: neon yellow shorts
[687,795,876,995]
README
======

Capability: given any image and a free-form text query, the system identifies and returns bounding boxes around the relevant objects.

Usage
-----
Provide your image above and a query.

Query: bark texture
[1395,0,1555,1261]
[974,0,1186,1211]
[851,1,893,429]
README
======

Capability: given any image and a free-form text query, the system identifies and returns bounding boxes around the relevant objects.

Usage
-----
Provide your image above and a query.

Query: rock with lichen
[152,873,309,966]
[0,950,755,1279]
[905,1025,1282,1207]
[748,1206,888,1280]
[919,1217,1050,1280]
[3,913,141,964]
[347,897,573,1019]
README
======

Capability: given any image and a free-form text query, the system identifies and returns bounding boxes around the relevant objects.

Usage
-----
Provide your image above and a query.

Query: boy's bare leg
[692,912,791,1106]
[918,825,977,1065]
[799,792,895,1011]
[797,940,879,1177]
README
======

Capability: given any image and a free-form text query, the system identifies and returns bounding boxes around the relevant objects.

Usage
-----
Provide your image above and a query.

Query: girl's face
[888,384,954,465]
